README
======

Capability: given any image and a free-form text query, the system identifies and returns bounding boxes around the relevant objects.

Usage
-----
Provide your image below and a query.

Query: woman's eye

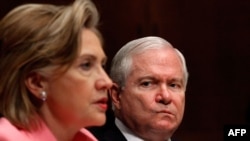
[80,61,92,70]
[102,63,106,69]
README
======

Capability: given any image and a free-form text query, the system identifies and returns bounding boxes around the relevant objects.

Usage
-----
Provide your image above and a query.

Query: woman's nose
[95,69,113,91]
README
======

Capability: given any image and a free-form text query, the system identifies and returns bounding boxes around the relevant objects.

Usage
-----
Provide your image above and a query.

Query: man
[91,36,189,141]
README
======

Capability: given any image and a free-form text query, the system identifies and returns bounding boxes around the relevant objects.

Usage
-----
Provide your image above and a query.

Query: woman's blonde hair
[0,0,100,130]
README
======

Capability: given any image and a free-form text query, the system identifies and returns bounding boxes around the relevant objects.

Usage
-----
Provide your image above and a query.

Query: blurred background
[1,0,250,140]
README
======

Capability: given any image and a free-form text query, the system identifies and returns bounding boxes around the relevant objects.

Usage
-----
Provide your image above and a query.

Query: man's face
[117,47,186,139]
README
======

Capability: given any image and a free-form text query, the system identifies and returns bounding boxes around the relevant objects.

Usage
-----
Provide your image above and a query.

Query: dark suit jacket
[88,108,178,141]
[89,122,127,141]
[89,121,179,141]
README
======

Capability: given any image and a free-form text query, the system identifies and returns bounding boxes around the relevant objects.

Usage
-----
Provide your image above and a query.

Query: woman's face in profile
[44,29,112,127]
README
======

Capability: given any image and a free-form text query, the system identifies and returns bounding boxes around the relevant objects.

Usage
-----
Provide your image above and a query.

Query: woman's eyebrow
[77,54,108,64]
[75,54,96,64]
[78,54,96,60]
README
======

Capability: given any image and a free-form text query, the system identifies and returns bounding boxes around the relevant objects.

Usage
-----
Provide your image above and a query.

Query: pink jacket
[0,118,97,141]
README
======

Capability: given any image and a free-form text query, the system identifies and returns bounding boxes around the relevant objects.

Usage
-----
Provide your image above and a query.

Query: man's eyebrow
[169,78,185,85]
[137,76,157,81]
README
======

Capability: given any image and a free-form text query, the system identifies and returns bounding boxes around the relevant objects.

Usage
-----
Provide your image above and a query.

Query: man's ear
[24,71,47,99]
[109,83,122,110]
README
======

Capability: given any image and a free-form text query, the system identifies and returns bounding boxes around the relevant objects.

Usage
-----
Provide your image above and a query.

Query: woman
[0,0,112,140]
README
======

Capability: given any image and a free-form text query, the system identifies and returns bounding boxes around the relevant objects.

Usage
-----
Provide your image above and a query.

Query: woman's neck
[38,104,81,141]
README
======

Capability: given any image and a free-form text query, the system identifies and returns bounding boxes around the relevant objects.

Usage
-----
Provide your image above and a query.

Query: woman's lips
[96,97,108,111]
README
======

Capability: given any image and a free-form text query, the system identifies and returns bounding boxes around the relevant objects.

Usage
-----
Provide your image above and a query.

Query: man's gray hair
[110,36,189,88]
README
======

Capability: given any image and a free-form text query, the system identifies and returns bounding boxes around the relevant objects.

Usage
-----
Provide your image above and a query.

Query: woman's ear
[109,83,122,110]
[24,71,47,99]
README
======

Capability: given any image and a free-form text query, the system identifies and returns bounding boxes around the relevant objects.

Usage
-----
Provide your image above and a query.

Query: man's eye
[80,62,92,70]
[170,83,176,87]
[169,83,181,89]
[140,81,152,87]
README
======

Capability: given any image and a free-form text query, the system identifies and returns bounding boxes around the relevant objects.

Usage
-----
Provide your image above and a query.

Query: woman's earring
[40,91,47,101]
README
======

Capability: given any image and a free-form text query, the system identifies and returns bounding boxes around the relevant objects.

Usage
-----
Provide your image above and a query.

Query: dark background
[1,0,250,141]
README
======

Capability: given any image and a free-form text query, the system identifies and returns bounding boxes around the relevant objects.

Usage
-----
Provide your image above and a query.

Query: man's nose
[155,84,172,105]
